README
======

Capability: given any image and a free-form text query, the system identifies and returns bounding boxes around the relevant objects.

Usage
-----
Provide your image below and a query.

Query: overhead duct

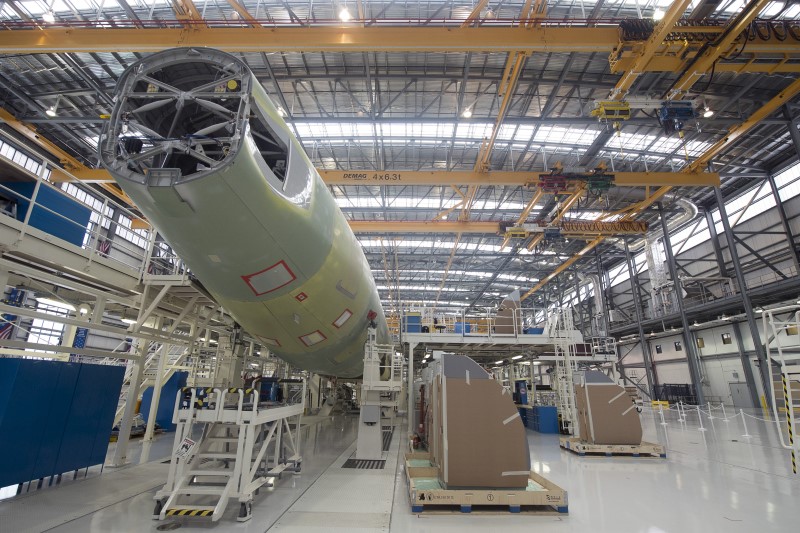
[605,192,698,252]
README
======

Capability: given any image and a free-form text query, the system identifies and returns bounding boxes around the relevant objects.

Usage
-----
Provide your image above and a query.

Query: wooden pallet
[404,452,568,514]
[559,437,666,458]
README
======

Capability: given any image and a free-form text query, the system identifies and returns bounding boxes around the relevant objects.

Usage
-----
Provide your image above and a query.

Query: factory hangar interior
[0,1,798,531]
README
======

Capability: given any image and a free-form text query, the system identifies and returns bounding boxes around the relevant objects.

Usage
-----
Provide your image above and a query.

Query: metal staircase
[763,307,800,475]
[114,341,191,425]
[154,385,305,522]
[551,308,579,435]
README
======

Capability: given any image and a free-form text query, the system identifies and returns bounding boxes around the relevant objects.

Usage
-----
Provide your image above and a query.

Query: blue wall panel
[31,363,79,480]
[2,182,91,247]
[139,371,187,432]
[89,365,125,465]
[0,359,124,488]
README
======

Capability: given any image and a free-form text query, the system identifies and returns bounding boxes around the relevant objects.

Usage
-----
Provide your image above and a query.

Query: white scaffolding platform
[154,383,305,522]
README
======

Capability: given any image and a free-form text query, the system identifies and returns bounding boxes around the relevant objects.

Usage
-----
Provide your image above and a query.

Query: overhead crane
[521,76,800,301]
[2,20,800,75]
[346,219,648,237]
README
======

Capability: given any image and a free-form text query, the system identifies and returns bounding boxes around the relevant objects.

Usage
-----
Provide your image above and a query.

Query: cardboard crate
[404,453,568,514]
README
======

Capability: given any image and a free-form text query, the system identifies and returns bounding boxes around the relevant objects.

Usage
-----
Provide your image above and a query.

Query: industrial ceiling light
[339,6,352,21]
[45,95,60,118]
[494,359,504,364]
[532,361,541,365]
[462,107,473,118]
[512,355,523,360]
[277,106,287,117]
[653,8,665,20]
[42,10,56,23]
[703,105,714,118]
[485,8,496,19]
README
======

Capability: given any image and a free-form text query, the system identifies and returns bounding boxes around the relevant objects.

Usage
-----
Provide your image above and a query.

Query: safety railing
[399,304,550,339]
[0,150,152,277]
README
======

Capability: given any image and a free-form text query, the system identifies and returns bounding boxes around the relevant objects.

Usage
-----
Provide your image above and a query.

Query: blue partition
[2,182,91,247]
[139,371,188,431]
[0,359,124,488]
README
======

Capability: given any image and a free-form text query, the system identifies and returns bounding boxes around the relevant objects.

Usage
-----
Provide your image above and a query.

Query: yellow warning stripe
[782,375,796,475]
[165,509,213,517]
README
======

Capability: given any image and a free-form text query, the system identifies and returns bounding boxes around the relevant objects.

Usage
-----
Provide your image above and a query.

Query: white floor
[0,406,797,532]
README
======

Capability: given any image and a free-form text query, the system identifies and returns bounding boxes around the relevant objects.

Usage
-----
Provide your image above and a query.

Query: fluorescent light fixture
[494,359,504,364]
[36,297,75,311]
[462,107,473,118]
[121,318,137,325]
[512,355,523,360]
[42,10,55,23]
[532,361,541,366]
[653,8,665,20]
[339,7,352,21]
[45,95,60,117]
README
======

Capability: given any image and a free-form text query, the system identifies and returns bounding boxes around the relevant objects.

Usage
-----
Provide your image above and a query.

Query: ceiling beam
[0,26,619,54]
[319,170,721,187]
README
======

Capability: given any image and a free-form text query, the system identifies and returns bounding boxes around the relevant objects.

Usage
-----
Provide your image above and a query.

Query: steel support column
[713,187,773,408]
[593,249,608,337]
[624,239,657,398]
[705,210,728,275]
[731,321,762,408]
[657,203,706,405]
[766,172,800,272]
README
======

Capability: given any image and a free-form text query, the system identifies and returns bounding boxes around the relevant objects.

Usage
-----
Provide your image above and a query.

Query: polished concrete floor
[0,407,797,532]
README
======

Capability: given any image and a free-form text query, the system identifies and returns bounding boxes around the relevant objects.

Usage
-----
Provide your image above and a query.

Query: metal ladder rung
[198,452,238,459]
[175,486,226,495]
[188,470,234,477]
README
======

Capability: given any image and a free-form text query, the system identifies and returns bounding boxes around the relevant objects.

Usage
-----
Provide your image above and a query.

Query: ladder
[763,308,800,475]
[154,385,305,522]
[114,341,191,425]
[551,308,579,435]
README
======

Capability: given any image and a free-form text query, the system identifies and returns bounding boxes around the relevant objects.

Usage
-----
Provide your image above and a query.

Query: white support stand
[356,328,403,460]
[153,381,305,523]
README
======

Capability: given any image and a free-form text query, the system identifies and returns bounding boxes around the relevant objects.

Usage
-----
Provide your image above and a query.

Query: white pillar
[110,340,147,467]
[407,342,417,440]
[141,332,169,463]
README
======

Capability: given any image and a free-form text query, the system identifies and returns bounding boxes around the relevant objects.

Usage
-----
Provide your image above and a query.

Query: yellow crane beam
[0,107,135,207]
[520,237,605,301]
[318,170,720,187]
[611,35,800,74]
[608,0,695,100]
[349,221,500,233]
[51,166,722,188]
[347,218,649,236]
[526,183,587,250]
[666,0,774,99]
[500,188,545,249]
[687,76,800,173]
[2,24,800,74]
[0,26,618,54]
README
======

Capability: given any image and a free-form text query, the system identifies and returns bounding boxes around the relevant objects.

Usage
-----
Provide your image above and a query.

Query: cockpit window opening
[248,107,290,184]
